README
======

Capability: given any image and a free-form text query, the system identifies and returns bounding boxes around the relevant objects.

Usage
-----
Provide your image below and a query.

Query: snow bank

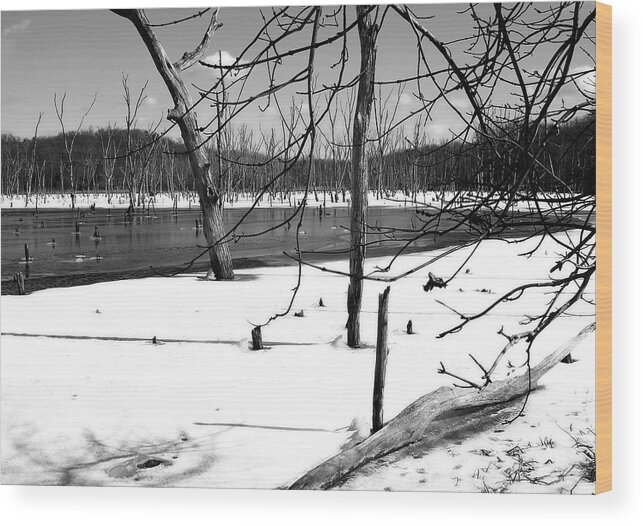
[1,190,580,214]
[0,233,595,491]
[2,191,402,211]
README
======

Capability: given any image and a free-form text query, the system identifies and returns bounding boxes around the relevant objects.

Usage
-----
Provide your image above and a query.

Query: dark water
[1,205,432,293]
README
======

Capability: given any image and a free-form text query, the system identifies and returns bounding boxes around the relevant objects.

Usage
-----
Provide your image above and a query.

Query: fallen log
[289,322,595,490]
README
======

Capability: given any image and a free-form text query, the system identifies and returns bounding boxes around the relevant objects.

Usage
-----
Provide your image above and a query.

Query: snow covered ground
[0,234,595,492]
[1,190,579,214]
[2,191,406,210]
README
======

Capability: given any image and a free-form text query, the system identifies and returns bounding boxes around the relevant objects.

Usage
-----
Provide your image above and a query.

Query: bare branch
[173,8,223,71]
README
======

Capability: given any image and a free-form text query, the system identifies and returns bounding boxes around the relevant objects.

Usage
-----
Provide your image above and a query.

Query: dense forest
[1,114,595,205]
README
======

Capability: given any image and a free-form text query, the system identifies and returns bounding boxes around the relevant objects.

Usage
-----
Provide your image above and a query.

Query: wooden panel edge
[595,1,612,495]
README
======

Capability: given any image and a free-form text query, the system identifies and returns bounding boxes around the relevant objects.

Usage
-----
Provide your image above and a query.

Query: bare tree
[25,112,43,207]
[347,5,382,348]
[99,124,119,204]
[291,2,596,418]
[121,75,148,208]
[53,92,96,209]
[112,8,234,280]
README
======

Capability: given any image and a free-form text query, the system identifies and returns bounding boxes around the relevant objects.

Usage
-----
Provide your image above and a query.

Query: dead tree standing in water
[112,8,234,280]
[53,92,96,210]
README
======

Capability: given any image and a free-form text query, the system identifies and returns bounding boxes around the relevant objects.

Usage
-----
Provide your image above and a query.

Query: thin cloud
[570,65,596,95]
[398,92,415,108]
[203,50,248,78]
[2,19,32,38]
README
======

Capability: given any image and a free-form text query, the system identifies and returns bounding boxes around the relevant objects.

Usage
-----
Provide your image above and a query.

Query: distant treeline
[1,115,595,203]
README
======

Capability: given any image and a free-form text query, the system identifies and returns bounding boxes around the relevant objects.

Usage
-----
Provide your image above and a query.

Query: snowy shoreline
[2,191,407,211]
[0,234,595,492]
[1,190,579,213]
[0,231,477,295]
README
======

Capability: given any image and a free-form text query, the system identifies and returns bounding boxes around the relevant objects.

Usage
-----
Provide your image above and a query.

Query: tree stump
[406,319,413,335]
[13,271,26,295]
[372,286,391,434]
[423,272,447,292]
[251,326,263,350]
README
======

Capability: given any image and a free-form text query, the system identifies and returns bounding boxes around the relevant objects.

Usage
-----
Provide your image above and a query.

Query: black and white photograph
[1,2,603,494]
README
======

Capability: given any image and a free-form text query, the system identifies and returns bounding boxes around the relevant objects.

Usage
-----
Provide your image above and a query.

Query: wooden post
[24,243,30,263]
[372,286,391,434]
[251,326,263,350]
[14,271,25,295]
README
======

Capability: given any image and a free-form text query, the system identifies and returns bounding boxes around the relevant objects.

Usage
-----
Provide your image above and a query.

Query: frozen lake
[1,204,431,289]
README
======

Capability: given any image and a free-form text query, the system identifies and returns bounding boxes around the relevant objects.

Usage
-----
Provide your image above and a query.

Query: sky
[1,4,596,145]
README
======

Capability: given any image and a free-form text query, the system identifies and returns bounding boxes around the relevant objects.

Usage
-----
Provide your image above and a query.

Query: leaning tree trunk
[347,6,379,347]
[112,9,234,280]
[290,322,596,490]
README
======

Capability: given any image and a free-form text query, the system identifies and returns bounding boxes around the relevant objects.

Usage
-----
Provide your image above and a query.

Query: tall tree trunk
[347,6,379,347]
[112,9,234,280]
